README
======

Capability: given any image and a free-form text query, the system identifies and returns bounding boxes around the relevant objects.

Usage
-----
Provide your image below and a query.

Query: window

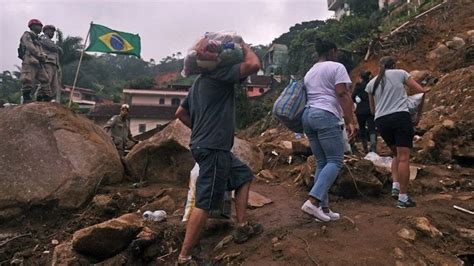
[138,124,146,133]
[171,98,181,106]
[259,88,265,94]
[248,87,254,92]
[159,98,165,105]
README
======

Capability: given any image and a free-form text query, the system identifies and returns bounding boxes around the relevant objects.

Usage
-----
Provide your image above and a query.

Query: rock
[93,195,113,208]
[409,217,443,238]
[52,241,90,265]
[0,207,23,222]
[125,120,194,185]
[457,228,474,241]
[409,70,431,83]
[72,213,143,260]
[393,247,405,259]
[248,191,272,208]
[441,119,455,129]
[141,195,176,213]
[258,169,277,180]
[427,44,452,60]
[291,139,312,155]
[446,37,466,50]
[0,103,123,215]
[232,137,264,173]
[397,228,416,241]
[130,226,158,256]
[126,120,264,185]
[331,159,383,198]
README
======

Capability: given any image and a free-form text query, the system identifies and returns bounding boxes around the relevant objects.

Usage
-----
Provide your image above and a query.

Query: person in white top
[300,39,356,222]
[365,56,429,208]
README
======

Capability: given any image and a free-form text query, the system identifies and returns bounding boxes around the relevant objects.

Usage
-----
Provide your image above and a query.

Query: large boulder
[126,119,264,186]
[72,213,143,261]
[125,120,193,186]
[0,103,123,217]
[300,156,384,198]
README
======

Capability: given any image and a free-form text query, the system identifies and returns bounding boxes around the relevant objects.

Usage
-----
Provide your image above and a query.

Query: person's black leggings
[356,114,376,138]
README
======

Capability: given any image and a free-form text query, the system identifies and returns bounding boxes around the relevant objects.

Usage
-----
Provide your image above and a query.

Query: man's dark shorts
[375,111,414,148]
[191,148,253,211]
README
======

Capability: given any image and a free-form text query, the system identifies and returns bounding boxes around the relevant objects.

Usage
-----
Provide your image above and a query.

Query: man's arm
[40,36,60,53]
[103,115,118,133]
[239,43,261,78]
[175,106,192,129]
[21,32,43,60]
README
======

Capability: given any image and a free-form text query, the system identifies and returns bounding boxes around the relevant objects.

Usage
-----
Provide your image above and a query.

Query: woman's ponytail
[372,56,396,95]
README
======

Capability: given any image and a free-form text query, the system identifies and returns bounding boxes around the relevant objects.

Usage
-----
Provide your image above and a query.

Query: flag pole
[68,22,92,108]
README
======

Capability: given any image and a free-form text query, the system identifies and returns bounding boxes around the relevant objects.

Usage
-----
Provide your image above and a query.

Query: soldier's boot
[21,87,33,104]
[41,95,53,102]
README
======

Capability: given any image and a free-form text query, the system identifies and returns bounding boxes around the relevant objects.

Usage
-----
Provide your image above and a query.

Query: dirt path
[198,180,473,265]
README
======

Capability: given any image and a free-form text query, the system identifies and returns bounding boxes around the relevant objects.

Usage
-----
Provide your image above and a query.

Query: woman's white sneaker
[325,209,340,221]
[301,200,331,222]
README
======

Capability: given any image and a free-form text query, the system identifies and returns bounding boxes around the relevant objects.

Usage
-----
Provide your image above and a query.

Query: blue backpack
[272,79,307,133]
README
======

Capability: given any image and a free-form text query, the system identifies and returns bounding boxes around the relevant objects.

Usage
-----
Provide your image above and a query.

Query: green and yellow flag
[85,23,141,57]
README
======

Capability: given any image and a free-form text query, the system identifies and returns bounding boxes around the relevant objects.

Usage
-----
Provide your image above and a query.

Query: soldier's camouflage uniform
[104,115,137,156]
[19,31,51,102]
[40,34,62,101]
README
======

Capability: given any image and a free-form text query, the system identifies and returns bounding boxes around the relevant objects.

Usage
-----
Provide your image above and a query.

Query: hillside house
[263,44,288,76]
[327,0,351,20]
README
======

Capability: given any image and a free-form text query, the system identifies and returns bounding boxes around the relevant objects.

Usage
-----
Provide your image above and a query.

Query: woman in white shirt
[300,39,356,222]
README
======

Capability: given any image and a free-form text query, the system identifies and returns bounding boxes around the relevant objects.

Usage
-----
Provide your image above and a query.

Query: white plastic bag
[182,163,232,222]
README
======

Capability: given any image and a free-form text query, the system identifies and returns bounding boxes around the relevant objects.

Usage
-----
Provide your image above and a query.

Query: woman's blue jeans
[302,107,344,208]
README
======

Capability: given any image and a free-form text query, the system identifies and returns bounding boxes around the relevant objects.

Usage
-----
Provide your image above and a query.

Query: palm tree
[56,29,90,66]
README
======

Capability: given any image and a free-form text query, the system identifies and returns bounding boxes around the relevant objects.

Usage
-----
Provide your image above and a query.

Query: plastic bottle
[142,210,167,222]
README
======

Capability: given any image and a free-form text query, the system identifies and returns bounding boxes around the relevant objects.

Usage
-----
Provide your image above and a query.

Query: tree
[56,29,90,66]
[0,70,22,103]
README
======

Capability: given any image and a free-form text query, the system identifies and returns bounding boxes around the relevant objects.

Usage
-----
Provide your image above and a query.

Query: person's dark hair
[315,38,337,58]
[360,70,372,82]
[372,56,396,95]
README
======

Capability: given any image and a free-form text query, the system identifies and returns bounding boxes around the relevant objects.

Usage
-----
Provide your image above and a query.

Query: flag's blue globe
[110,34,125,50]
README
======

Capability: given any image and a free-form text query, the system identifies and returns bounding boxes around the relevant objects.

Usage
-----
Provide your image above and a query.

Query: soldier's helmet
[28,19,43,28]
[43,25,56,31]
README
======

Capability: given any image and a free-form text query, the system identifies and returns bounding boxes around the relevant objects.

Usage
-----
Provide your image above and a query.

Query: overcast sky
[0,0,333,71]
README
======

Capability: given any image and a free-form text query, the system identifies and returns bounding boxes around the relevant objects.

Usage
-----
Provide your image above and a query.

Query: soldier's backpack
[17,32,36,60]
[272,79,307,133]
[17,43,26,60]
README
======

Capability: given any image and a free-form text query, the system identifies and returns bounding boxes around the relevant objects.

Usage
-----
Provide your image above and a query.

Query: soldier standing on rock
[19,19,51,103]
[104,104,139,157]
[40,25,63,102]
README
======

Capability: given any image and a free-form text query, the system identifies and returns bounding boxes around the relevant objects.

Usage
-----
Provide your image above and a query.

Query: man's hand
[346,123,356,141]
[239,43,261,78]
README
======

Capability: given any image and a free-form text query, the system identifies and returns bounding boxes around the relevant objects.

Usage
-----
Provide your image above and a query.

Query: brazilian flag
[85,23,141,57]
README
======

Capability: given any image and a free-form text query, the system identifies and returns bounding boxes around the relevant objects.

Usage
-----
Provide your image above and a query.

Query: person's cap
[121,104,130,110]
[28,19,43,28]
[43,25,56,31]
